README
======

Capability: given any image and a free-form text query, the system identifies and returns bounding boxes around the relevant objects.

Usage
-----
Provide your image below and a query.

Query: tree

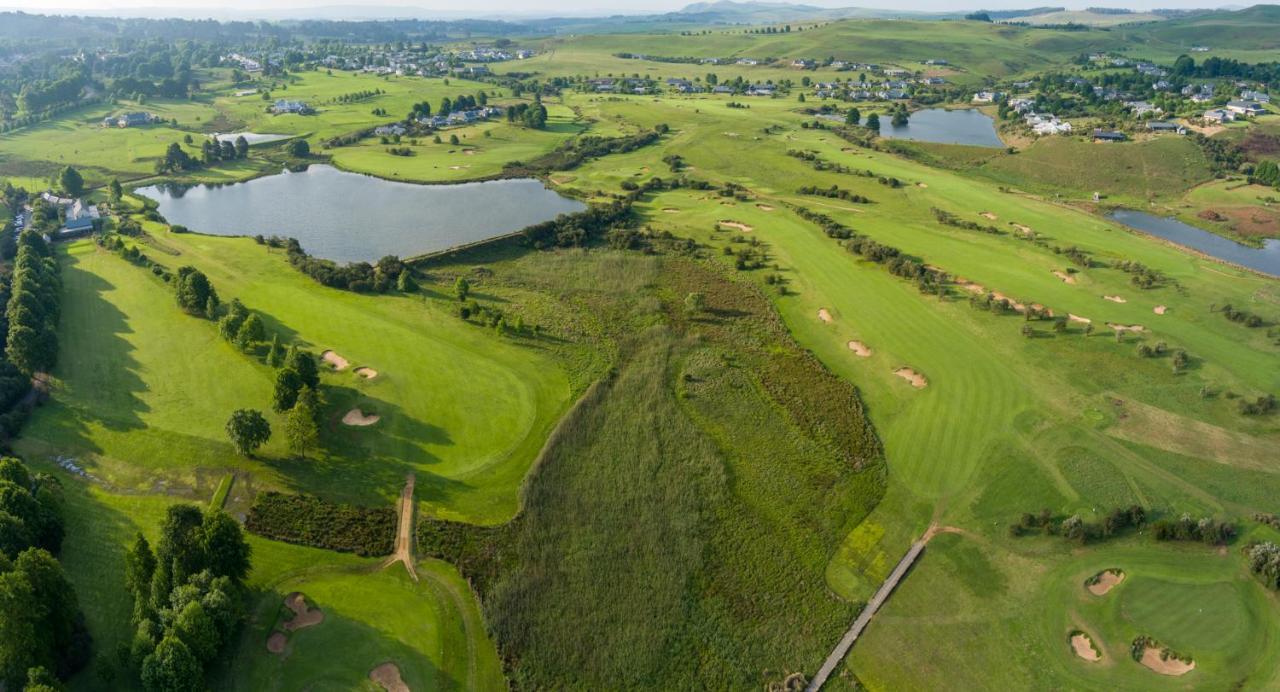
[172,601,218,663]
[284,349,319,389]
[225,410,270,457]
[234,314,264,351]
[234,135,249,159]
[174,267,217,316]
[124,534,156,622]
[284,387,320,457]
[396,269,417,293]
[198,512,250,584]
[140,637,201,692]
[108,178,123,203]
[0,568,40,690]
[266,334,284,368]
[454,276,471,301]
[272,368,304,412]
[891,108,909,126]
[286,139,310,158]
[865,113,880,130]
[57,167,84,198]
[845,107,860,125]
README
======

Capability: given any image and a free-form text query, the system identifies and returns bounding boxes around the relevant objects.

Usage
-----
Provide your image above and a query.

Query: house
[1190,45,1210,52]
[712,85,734,94]
[972,91,999,104]
[272,99,309,115]
[883,68,908,78]
[235,89,258,97]
[923,58,948,66]
[1203,108,1235,124]
[746,84,775,96]
[1026,113,1071,135]
[1153,80,1172,91]
[1226,100,1266,116]
[1146,121,1186,134]
[104,112,154,128]
[1124,101,1160,117]
[61,200,99,235]
[1008,98,1035,113]
[1092,129,1127,142]
[736,58,758,66]
[1241,89,1271,104]
[374,124,407,137]
[791,59,815,69]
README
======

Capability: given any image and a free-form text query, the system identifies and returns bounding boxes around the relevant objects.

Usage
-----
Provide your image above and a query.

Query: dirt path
[806,526,942,691]
[380,474,418,582]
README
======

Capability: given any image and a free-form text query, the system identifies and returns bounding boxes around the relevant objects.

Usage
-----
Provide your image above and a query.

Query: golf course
[0,6,1278,691]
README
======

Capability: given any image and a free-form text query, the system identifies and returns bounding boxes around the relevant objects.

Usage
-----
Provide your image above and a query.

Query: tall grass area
[419,254,885,689]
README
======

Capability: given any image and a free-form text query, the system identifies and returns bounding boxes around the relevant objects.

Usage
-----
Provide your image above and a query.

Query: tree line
[0,455,91,690]
[120,505,251,690]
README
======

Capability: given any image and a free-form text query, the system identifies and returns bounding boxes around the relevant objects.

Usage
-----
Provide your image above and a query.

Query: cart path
[381,474,418,582]
[806,525,958,691]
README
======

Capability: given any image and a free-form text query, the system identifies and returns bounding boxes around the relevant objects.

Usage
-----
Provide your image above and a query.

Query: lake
[877,108,1004,148]
[136,165,585,263]
[212,132,293,145]
[1109,209,1280,278]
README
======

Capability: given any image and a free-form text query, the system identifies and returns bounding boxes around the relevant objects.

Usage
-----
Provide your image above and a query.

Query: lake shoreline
[1108,208,1280,280]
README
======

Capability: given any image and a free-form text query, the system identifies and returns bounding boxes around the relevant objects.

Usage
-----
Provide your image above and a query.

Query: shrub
[244,492,395,556]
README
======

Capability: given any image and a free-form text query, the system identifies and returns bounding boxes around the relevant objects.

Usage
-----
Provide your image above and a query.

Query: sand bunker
[321,350,349,370]
[1107,323,1146,333]
[980,211,998,220]
[894,367,928,388]
[1140,647,1195,676]
[1087,569,1125,596]
[370,662,410,692]
[342,409,381,426]
[282,592,324,631]
[354,367,378,379]
[757,204,775,211]
[662,208,680,213]
[818,308,833,323]
[1071,633,1101,662]
[1068,314,1092,325]
[1012,223,1034,235]
[916,182,928,188]
[959,281,986,294]
[1153,305,1167,315]
[1052,270,1077,284]
[847,341,872,357]
[1103,295,1127,303]
[267,632,286,654]
[718,220,754,233]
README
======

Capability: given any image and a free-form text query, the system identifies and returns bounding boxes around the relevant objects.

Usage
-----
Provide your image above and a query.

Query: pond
[211,132,293,145]
[136,165,586,263]
[876,108,1004,148]
[1109,209,1280,278]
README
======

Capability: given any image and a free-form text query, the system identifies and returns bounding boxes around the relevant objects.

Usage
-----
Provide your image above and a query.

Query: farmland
[0,7,1278,691]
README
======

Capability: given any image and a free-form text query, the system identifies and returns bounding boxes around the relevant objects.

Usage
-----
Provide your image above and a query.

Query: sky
[0,0,1241,19]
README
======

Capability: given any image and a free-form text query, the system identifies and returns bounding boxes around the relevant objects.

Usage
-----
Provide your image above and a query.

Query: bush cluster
[797,184,871,203]
[284,238,413,293]
[1008,505,1147,544]
[1151,513,1236,544]
[6,231,60,377]
[245,492,395,556]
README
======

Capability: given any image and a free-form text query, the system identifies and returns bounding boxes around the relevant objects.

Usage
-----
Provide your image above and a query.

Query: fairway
[18,236,575,523]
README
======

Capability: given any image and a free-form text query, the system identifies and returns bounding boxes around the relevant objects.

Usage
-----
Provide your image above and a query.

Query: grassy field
[17,235,577,523]
[223,559,504,691]
[537,91,1279,686]
[326,104,585,183]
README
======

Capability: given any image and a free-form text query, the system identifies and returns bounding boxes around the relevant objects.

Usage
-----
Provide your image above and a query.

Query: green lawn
[327,105,585,183]
[18,236,575,523]
[223,559,504,691]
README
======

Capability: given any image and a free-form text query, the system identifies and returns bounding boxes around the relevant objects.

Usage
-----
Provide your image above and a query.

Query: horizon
[0,0,1252,21]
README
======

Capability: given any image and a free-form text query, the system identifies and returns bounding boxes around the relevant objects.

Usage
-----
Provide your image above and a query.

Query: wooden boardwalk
[805,538,928,691]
